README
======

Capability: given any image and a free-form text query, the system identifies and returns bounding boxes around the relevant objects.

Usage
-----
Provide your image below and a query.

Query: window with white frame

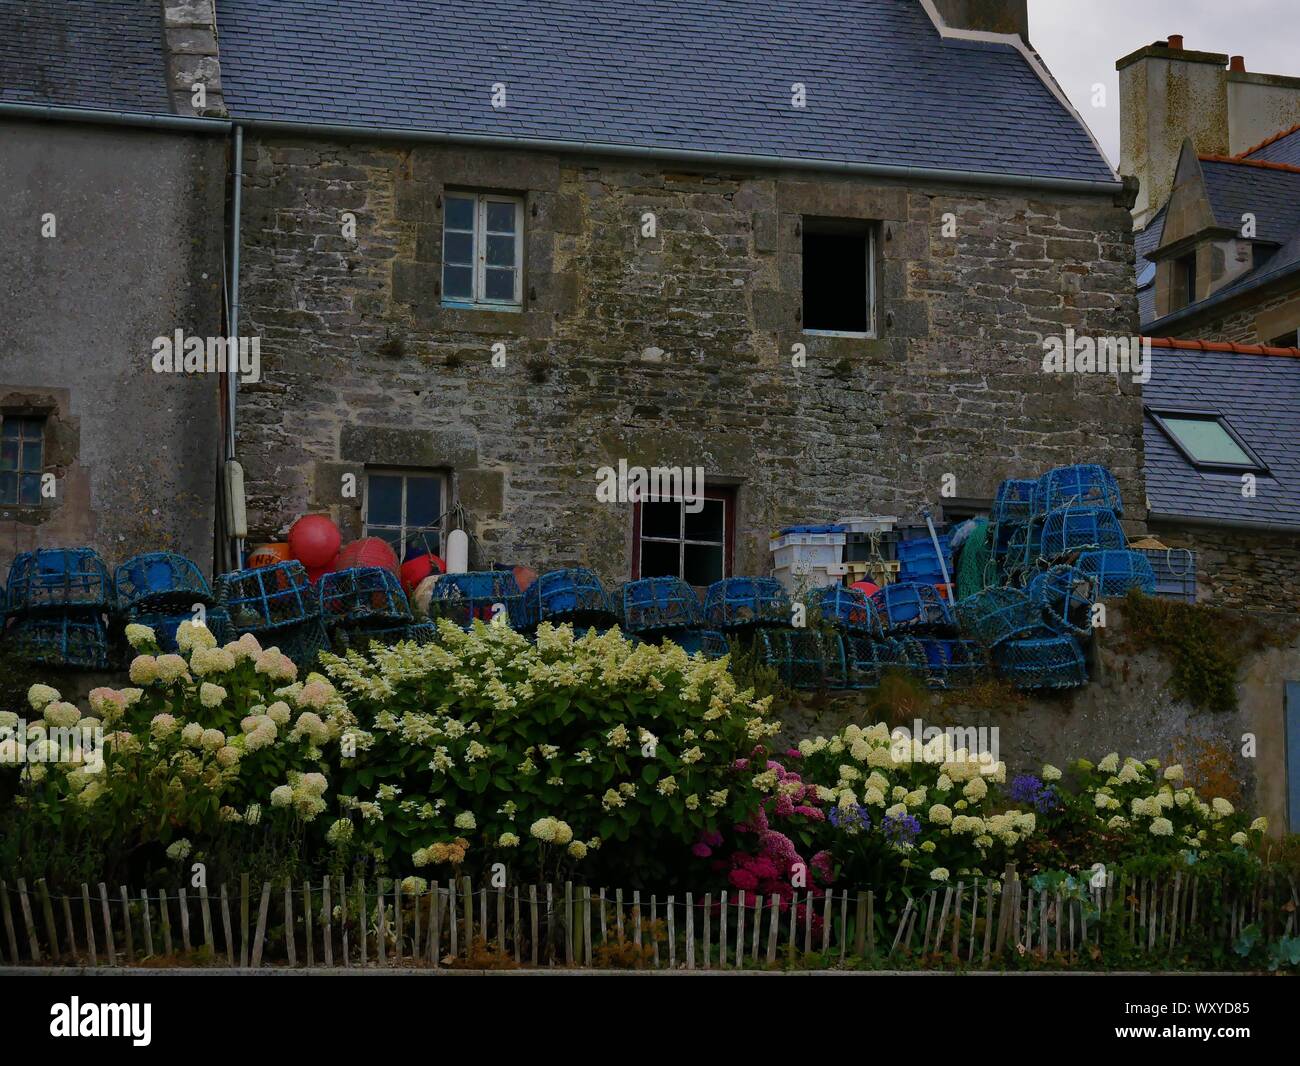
[364,470,447,561]
[442,192,524,309]
[0,414,46,506]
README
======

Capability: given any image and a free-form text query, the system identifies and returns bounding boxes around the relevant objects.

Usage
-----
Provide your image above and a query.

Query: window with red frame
[632,488,735,587]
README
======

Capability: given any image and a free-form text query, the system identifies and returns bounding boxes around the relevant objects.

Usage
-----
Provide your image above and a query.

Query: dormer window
[1175,253,1197,309]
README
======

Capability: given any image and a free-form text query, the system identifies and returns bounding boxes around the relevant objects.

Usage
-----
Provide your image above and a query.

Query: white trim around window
[442,191,524,310]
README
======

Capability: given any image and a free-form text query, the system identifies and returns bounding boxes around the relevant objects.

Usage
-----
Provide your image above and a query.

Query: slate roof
[1241,124,1300,167]
[1143,341,1300,529]
[212,0,1116,183]
[0,0,171,114]
[1135,204,1166,325]
[1200,159,1300,243]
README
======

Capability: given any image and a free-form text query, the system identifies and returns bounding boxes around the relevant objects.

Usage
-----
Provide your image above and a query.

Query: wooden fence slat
[304,882,314,967]
[140,890,154,958]
[734,892,743,971]
[753,893,764,962]
[251,882,271,968]
[766,892,779,965]
[951,882,963,960]
[839,891,848,964]
[285,883,297,967]
[395,880,404,964]
[429,886,441,967]
[514,887,522,964]
[716,891,724,969]
[200,883,214,951]
[821,890,833,955]
[498,886,507,959]
[98,882,116,965]
[565,882,574,965]
[684,892,695,970]
[666,895,676,968]
[62,894,78,961]
[82,884,97,966]
[323,877,334,968]
[634,890,643,957]
[158,888,172,957]
[703,892,712,969]
[528,884,537,966]
[377,879,387,967]
[461,877,472,958]
[358,877,368,967]
[239,873,249,967]
[37,880,59,959]
[803,891,814,956]
[16,880,40,962]
[0,881,20,964]
[890,897,913,956]
[598,888,607,946]
[967,879,979,962]
[981,880,994,965]
[178,886,191,954]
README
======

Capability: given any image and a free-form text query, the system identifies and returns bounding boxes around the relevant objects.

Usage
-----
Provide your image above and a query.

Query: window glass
[641,501,679,539]
[0,417,45,506]
[444,196,475,231]
[640,539,679,579]
[803,222,871,333]
[406,476,442,528]
[683,543,724,586]
[367,474,403,526]
[685,499,725,542]
[1163,417,1252,467]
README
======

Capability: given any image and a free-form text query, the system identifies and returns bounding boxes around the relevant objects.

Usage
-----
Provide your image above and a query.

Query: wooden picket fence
[1,865,1295,970]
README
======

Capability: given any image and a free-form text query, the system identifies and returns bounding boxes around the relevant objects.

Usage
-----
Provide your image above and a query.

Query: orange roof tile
[1144,336,1300,359]
[1199,153,1300,175]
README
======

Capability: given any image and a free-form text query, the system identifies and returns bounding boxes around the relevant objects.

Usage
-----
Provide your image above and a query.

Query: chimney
[929,0,1030,44]
[1117,36,1229,227]
[162,0,227,117]
[1229,56,1246,72]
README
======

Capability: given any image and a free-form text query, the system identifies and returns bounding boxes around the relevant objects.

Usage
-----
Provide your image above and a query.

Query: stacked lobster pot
[519,567,619,637]
[114,551,225,660]
[320,566,433,652]
[216,560,331,670]
[701,577,827,688]
[956,585,1086,690]
[619,577,723,658]
[865,582,982,689]
[4,548,114,669]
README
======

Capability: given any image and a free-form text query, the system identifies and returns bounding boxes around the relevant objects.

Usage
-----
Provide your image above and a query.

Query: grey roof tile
[0,0,171,114]
[1244,126,1300,167]
[1201,160,1300,244]
[213,0,1115,182]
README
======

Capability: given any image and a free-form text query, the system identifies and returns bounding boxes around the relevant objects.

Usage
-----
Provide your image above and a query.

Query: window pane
[367,475,403,526]
[641,501,680,539]
[371,527,403,557]
[405,529,442,558]
[19,474,42,506]
[486,234,515,267]
[20,440,42,473]
[1164,417,1252,466]
[640,538,680,579]
[684,543,724,586]
[484,268,515,301]
[0,440,16,470]
[684,499,724,542]
[485,201,516,233]
[445,196,475,231]
[443,265,473,299]
[1,421,19,439]
[405,477,442,528]
[443,230,473,265]
[0,472,15,504]
[21,419,41,439]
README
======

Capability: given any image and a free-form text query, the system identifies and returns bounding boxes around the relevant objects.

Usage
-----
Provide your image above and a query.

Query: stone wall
[236,137,1143,584]
[0,120,227,577]
[1148,521,1300,613]
[777,602,1300,833]
[1164,283,1300,346]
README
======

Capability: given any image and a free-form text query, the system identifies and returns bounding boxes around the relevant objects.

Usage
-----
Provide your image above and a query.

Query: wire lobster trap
[1035,464,1123,516]
[7,548,114,613]
[520,568,616,629]
[757,628,847,690]
[428,571,526,629]
[318,567,412,625]
[7,612,110,670]
[113,552,213,613]
[916,638,989,689]
[993,479,1038,526]
[331,620,438,654]
[993,634,1088,690]
[1028,565,1094,637]
[1075,550,1157,598]
[704,577,792,630]
[1038,505,1126,560]
[619,577,704,634]
[955,587,1047,647]
[804,584,884,637]
[216,561,318,632]
[259,616,332,671]
[870,582,954,633]
[659,628,730,660]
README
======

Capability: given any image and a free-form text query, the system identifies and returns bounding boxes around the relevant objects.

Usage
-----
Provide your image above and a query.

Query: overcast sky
[1029,0,1300,166]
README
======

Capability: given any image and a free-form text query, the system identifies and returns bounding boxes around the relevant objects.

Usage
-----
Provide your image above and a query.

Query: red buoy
[288,514,341,569]
[334,537,399,575]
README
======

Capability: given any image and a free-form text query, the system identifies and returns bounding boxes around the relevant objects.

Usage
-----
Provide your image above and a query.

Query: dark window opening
[1176,253,1197,309]
[633,488,736,589]
[0,415,46,506]
[1268,329,1299,348]
[802,219,873,334]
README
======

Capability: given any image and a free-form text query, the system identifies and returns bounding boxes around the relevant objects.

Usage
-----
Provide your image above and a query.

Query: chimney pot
[1167,34,1184,49]
[1229,55,1246,72]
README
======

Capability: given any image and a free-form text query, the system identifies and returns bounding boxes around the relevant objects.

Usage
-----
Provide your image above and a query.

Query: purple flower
[828,805,871,831]
[881,813,922,846]
[1010,774,1059,813]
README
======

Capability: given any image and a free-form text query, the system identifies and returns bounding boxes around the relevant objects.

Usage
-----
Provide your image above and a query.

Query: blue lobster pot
[620,576,703,634]
[114,552,212,612]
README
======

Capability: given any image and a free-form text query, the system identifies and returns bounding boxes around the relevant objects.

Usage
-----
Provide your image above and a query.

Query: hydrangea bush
[319,622,777,881]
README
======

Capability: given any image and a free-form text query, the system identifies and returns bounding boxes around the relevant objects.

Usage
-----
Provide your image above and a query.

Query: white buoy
[446,529,469,574]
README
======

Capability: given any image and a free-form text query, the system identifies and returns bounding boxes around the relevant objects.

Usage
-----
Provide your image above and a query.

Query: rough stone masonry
[236,139,1142,583]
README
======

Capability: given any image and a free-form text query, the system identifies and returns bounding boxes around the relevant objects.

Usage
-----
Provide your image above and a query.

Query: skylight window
[1148,409,1267,473]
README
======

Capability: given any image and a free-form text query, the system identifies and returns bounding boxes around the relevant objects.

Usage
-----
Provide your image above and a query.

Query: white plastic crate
[835,515,898,534]
[769,530,846,573]
[773,563,842,594]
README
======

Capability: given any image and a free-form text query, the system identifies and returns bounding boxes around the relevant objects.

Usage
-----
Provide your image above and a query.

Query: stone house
[211,0,1143,587]
[0,0,231,576]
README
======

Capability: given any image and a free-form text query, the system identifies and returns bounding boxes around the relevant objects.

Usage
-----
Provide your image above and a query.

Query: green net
[954,518,994,600]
